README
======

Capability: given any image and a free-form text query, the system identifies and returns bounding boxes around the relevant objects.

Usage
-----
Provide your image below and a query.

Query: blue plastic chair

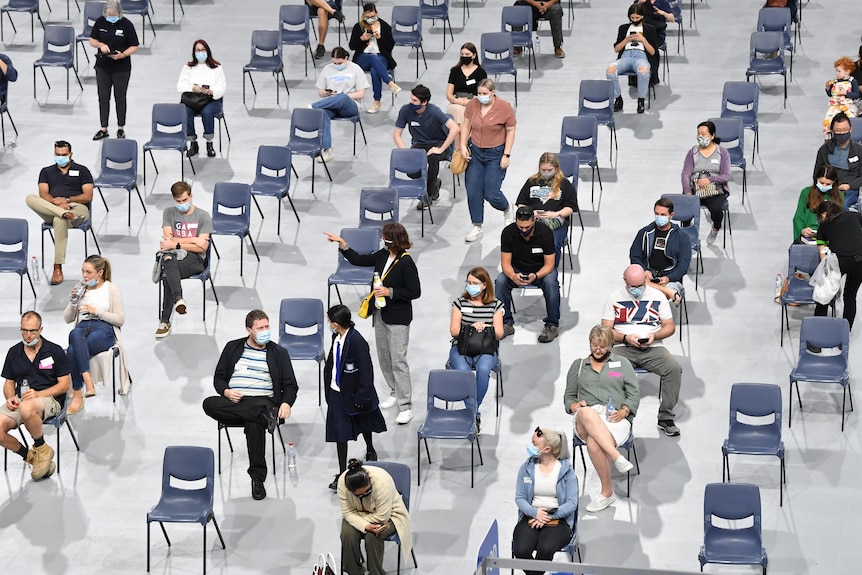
[278,297,325,405]
[419,0,453,50]
[146,446,225,574]
[560,116,601,204]
[157,244,219,321]
[33,25,82,101]
[288,107,332,195]
[217,419,285,475]
[577,79,617,163]
[308,0,345,46]
[444,354,504,418]
[0,0,43,42]
[358,187,399,230]
[364,461,419,574]
[556,152,584,232]
[698,483,768,575]
[572,426,639,497]
[757,7,793,80]
[722,383,786,506]
[75,1,104,68]
[779,244,835,347]
[666,0,683,52]
[327,227,380,309]
[480,32,517,106]
[331,111,366,156]
[210,182,259,277]
[242,30,289,105]
[745,31,786,109]
[41,200,102,270]
[0,218,36,313]
[389,148,431,237]
[851,117,862,145]
[709,116,746,209]
[0,97,17,147]
[391,5,427,79]
[789,316,853,431]
[280,4,315,77]
[93,138,143,227]
[661,193,702,289]
[417,369,483,488]
[721,81,760,162]
[501,6,534,78]
[251,145,297,232]
[122,0,156,43]
[142,103,195,185]
[43,402,80,473]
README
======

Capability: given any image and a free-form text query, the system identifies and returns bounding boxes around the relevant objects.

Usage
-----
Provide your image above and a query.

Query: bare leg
[0,417,23,452]
[586,436,614,497]
[19,400,45,440]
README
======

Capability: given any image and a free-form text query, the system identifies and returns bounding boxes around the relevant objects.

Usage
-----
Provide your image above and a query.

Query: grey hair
[104,0,124,16]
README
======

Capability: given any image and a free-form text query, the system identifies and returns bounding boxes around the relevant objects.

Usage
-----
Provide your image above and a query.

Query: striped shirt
[228,344,273,397]
[453,297,503,326]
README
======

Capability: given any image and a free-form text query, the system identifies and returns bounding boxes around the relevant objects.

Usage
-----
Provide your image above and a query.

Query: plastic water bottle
[372,273,386,309]
[533,32,541,55]
[70,282,86,306]
[606,396,615,421]
[30,256,40,281]
[19,378,30,399]
[287,442,297,468]
[775,274,783,299]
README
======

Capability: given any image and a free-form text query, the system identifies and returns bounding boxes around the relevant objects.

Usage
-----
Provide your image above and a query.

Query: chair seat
[144,135,185,150]
[95,171,135,188]
[0,255,26,273]
[328,268,373,285]
[421,6,448,18]
[211,220,248,236]
[34,55,73,67]
[278,337,323,361]
[747,61,784,74]
[243,58,282,72]
[791,355,849,382]
[723,432,784,456]
[392,184,425,201]
[251,183,288,198]
[781,283,814,305]
[290,142,323,156]
[148,496,213,524]
[392,32,421,46]
[700,532,767,566]
[417,408,475,440]
[484,62,516,75]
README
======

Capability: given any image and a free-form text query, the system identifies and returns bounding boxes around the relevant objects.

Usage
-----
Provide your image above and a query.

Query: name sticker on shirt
[710,159,719,164]
[850,156,859,163]
[345,363,355,371]
[115,29,124,36]
[609,361,621,368]
[466,79,476,85]
[531,247,543,254]
[609,372,622,378]
[523,477,532,483]
[69,170,79,176]
[39,356,54,369]
[410,121,420,127]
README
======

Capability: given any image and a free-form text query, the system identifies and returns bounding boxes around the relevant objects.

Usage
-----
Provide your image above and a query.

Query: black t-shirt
[1,339,71,408]
[515,177,578,213]
[500,222,555,275]
[447,65,487,97]
[817,212,862,257]
[648,227,673,273]
[90,16,139,73]
[38,161,94,200]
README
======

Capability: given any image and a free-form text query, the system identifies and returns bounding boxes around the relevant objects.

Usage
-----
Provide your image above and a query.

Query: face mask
[833,132,851,145]
[333,63,347,71]
[364,16,377,24]
[460,56,474,65]
[55,156,71,167]
[176,202,191,213]
[22,336,39,347]
[254,330,271,345]
[518,225,534,237]
[195,51,207,63]
[654,215,670,227]
[477,94,491,105]
[627,285,646,299]
[697,136,711,148]
[630,19,642,25]
[105,15,120,23]
[526,444,540,458]
[329,324,338,334]
[465,284,482,297]
[408,102,423,111]
[816,182,833,193]
[592,350,611,362]
[356,485,373,499]
[84,278,98,288]
[540,169,556,180]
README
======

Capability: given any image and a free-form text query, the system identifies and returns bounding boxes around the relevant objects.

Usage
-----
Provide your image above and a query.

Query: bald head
[624,265,646,287]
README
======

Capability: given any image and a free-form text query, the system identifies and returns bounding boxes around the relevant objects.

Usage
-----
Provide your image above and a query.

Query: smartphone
[637,337,649,344]
[201,85,210,90]
[650,277,661,283]
[325,89,334,94]
[519,273,531,281]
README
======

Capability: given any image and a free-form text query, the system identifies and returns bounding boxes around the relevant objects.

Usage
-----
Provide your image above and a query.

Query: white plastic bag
[809,248,842,305]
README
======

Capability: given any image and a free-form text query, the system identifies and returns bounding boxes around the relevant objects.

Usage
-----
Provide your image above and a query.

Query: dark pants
[159,252,205,322]
[95,68,131,127]
[202,395,276,481]
[341,518,396,575]
[409,141,447,199]
[186,99,223,140]
[815,255,862,329]
[512,516,573,575]
[67,319,115,390]
[700,193,726,230]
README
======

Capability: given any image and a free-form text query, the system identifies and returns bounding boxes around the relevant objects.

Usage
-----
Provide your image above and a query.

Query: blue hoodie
[515,457,578,529]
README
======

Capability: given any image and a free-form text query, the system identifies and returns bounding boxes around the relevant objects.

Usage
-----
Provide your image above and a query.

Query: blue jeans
[607,50,650,99]
[312,93,359,149]
[844,188,859,211]
[448,345,496,413]
[495,269,560,327]
[186,99,223,140]
[354,53,392,101]
[465,143,510,224]
[551,224,567,269]
[67,319,115,390]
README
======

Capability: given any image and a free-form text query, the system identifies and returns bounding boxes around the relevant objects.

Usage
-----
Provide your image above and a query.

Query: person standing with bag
[680,120,731,246]
[324,224,421,424]
[814,201,862,329]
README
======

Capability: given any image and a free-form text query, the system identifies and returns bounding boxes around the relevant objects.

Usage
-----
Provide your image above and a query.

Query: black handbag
[456,324,497,357]
[180,91,213,113]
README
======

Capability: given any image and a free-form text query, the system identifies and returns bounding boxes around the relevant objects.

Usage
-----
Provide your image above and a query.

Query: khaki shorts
[573,404,632,447]
[0,397,61,427]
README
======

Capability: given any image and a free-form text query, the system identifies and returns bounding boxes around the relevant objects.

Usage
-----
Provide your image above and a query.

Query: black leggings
[95,68,131,127]
[815,256,862,329]
[700,194,726,230]
[512,516,573,575]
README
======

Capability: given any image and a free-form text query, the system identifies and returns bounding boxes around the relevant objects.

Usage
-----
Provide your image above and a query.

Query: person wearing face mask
[445,43,487,125]
[813,201,862,330]
[823,56,860,138]
[63,256,129,414]
[515,152,578,268]
[311,46,370,164]
[177,39,226,158]
[393,84,460,210]
[606,3,658,114]
[601,265,682,437]
[25,140,94,285]
[1,311,71,482]
[629,197,691,306]
[512,0,565,58]
[814,113,862,211]
[680,120,731,246]
[793,165,842,244]
[324,223,421,425]
[88,0,139,140]
[564,325,638,513]
[155,181,212,338]
[203,309,298,501]
[448,266,503,428]
[349,3,401,114]
[324,304,386,491]
[495,206,560,343]
[513,426,578,571]
[338,458,412,575]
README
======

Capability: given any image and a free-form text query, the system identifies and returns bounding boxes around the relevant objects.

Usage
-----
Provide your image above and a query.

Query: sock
[16,445,28,459]
[33,436,45,448]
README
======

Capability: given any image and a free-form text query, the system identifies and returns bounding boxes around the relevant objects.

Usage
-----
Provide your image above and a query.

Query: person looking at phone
[606,3,657,114]
[629,197,691,307]
[601,264,682,437]
[495,206,560,343]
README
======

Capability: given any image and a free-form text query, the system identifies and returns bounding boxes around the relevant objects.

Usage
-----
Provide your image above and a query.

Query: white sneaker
[585,493,616,512]
[614,455,634,474]
[465,225,484,242]
[317,148,334,163]
[503,205,515,227]
[379,396,397,409]
[395,410,413,424]
[367,102,381,114]
[706,228,718,246]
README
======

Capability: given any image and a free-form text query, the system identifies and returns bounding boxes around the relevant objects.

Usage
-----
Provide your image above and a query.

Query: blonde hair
[529,152,564,199]
[537,427,562,458]
[589,324,614,349]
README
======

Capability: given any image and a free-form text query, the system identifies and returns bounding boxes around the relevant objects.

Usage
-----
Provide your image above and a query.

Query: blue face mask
[55,156,71,168]
[518,225,534,237]
[654,215,670,227]
[254,330,271,345]
[176,202,191,213]
[816,182,833,193]
[333,63,347,71]
[526,444,540,458]
[84,278,98,288]
[22,336,39,347]
[105,15,120,23]
[477,94,491,105]
[465,284,482,297]
[195,51,207,63]
[627,285,646,299]
[408,102,423,111]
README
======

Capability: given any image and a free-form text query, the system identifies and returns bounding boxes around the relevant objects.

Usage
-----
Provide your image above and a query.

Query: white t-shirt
[601,285,672,346]
[78,282,111,322]
[626,24,645,51]
[315,61,370,95]
[531,459,561,510]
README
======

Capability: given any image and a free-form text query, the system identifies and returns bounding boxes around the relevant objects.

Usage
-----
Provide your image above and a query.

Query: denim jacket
[515,457,578,529]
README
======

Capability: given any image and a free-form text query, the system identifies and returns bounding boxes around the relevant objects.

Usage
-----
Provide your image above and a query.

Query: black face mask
[833,132,851,145]
[460,56,473,66]
[592,351,611,363]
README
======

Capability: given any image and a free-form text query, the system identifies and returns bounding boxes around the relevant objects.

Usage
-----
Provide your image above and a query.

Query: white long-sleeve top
[177,63,226,100]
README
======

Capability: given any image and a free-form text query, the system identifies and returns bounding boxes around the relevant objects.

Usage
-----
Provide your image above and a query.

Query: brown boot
[30,443,55,480]
[50,264,64,285]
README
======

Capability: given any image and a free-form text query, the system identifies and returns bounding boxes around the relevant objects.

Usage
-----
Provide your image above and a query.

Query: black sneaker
[365,449,378,462]
[331,9,345,23]
[431,178,441,201]
[613,96,623,112]
[206,142,216,157]
[92,129,109,141]
[116,129,126,139]
[657,420,680,436]
[261,405,279,434]
[637,98,645,114]
[315,44,326,59]
[251,478,267,500]
[328,474,339,490]
[186,141,199,158]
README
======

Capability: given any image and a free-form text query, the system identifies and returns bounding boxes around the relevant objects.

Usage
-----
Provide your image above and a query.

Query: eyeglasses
[590,344,609,351]
[534,426,543,437]
[20,328,40,335]
[832,129,851,135]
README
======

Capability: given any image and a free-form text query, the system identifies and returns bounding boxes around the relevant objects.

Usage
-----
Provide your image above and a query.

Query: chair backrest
[334,227,381,273]
[278,298,324,357]
[720,81,759,125]
[43,25,75,58]
[708,117,745,166]
[784,243,819,299]
[365,461,411,511]
[250,29,283,63]
[728,383,782,436]
[501,6,532,47]
[253,145,292,192]
[703,483,763,545]
[289,108,326,146]
[391,5,422,41]
[0,218,28,266]
[6,0,39,11]
[81,1,105,37]
[279,4,310,44]
[150,103,188,138]
[419,0,449,14]
[578,80,614,119]
[389,149,428,200]
[359,187,399,229]
[750,31,784,61]
[850,117,862,144]
[123,0,150,15]
[99,138,138,175]
[161,446,215,504]
[426,369,477,410]
[481,32,514,65]
[798,316,850,361]
[560,116,598,159]
[212,182,252,224]
[661,193,700,249]
[757,7,791,45]
[557,151,580,186]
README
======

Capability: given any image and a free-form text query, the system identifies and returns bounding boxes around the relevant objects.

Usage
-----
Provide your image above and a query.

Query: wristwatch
[176,242,181,250]
[503,153,511,158]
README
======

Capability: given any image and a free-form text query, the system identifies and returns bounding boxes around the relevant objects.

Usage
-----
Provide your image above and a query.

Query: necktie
[335,340,341,384]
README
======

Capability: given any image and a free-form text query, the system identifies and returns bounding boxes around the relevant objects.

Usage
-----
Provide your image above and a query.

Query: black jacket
[213,338,298,406]
[340,247,421,325]
[349,21,397,71]
[815,139,862,192]
[323,328,379,415]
